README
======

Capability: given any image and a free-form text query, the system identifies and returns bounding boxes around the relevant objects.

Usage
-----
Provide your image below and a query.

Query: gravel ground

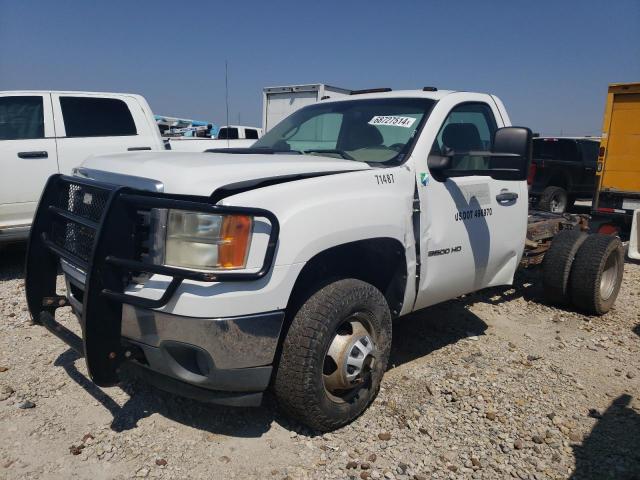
[1,243,639,480]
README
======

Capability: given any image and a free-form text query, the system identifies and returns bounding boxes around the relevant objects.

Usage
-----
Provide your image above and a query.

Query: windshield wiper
[205,147,302,155]
[303,149,355,160]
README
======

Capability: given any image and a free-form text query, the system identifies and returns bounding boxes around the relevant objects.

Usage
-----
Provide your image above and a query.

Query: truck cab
[26,88,534,430]
[217,125,263,140]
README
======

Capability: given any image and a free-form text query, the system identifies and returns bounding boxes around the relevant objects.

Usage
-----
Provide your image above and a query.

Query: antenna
[225,60,230,148]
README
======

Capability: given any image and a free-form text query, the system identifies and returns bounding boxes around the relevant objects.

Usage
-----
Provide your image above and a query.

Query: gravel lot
[1,243,639,480]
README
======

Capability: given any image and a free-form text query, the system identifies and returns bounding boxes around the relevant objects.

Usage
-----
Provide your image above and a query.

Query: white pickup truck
[0,91,165,241]
[165,125,261,152]
[25,88,624,431]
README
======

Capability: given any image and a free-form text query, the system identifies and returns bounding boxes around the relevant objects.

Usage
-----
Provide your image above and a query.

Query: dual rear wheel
[542,231,624,315]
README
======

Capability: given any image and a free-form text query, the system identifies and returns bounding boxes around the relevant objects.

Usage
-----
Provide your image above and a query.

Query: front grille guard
[25,174,279,386]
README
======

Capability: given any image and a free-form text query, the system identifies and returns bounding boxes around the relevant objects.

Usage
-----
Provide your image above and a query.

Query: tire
[538,186,569,213]
[274,279,391,431]
[569,234,624,315]
[542,229,588,305]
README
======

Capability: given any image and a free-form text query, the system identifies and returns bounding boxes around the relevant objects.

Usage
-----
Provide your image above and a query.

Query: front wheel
[274,279,392,431]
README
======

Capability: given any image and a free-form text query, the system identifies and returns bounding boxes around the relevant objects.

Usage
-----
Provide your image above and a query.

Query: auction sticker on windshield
[368,116,416,128]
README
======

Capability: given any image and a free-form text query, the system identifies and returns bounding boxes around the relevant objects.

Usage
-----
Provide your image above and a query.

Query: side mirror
[488,127,532,181]
[427,146,454,181]
[492,127,532,158]
[427,153,451,171]
[426,126,533,182]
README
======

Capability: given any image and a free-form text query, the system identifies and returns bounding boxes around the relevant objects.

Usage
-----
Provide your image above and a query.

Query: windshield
[252,98,436,165]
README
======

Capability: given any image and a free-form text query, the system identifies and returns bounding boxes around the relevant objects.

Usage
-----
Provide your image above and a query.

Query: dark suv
[529,137,600,213]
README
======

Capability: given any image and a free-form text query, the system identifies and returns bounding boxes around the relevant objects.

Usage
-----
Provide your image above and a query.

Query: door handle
[127,147,152,151]
[18,151,48,159]
[496,191,518,203]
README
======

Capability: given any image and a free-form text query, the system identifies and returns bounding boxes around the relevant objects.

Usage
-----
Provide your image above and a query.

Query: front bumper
[24,174,281,405]
[121,306,284,392]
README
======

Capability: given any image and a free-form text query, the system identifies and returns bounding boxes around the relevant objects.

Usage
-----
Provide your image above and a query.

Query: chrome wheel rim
[600,249,620,300]
[323,316,376,400]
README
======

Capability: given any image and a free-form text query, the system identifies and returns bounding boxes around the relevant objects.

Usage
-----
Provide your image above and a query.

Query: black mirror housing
[427,154,452,170]
[426,154,453,182]
[492,126,532,161]
[488,127,532,181]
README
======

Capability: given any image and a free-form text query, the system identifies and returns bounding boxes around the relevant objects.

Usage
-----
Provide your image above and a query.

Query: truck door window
[432,103,497,170]
[244,129,259,139]
[578,140,599,164]
[0,96,44,140]
[218,127,239,139]
[60,97,137,137]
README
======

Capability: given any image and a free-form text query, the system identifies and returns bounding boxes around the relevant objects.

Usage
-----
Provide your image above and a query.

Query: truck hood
[80,151,371,197]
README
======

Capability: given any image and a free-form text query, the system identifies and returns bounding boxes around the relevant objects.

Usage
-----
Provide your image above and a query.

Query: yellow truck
[592,82,640,259]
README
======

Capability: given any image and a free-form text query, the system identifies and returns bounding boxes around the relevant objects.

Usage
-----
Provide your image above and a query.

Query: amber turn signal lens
[218,215,253,268]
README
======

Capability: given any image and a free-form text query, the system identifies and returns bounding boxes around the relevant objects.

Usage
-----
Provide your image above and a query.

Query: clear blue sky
[1,0,638,135]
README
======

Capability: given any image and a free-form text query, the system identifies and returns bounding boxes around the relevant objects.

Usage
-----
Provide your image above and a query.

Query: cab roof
[0,90,142,97]
[337,88,456,101]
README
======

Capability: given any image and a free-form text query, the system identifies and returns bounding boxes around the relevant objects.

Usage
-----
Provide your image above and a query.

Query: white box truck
[262,84,350,132]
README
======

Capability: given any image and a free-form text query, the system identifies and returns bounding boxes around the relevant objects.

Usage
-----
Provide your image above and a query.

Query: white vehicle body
[262,84,350,132]
[0,91,165,241]
[26,88,540,427]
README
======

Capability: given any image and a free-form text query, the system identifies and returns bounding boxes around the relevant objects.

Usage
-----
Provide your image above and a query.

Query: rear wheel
[538,186,569,213]
[542,229,588,305]
[569,234,624,315]
[274,279,391,431]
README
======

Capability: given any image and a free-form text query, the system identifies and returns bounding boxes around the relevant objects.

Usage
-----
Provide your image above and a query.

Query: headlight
[164,210,253,271]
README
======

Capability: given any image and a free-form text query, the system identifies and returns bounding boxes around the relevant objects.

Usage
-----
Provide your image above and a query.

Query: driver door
[413,100,528,310]
[0,93,59,231]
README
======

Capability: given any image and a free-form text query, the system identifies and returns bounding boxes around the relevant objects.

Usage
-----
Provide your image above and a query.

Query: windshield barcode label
[368,116,416,128]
